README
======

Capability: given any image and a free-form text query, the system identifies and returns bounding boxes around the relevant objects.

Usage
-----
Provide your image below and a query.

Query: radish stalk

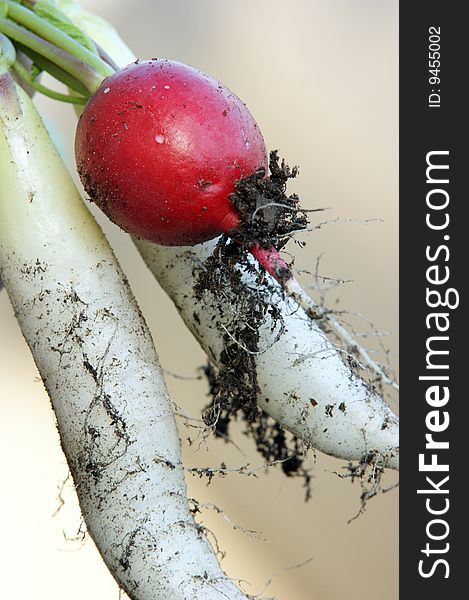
[0,74,247,600]
[58,0,399,471]
[0,0,113,94]
[12,54,87,103]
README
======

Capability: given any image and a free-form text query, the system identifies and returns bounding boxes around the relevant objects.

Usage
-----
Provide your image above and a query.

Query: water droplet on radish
[103,87,110,94]
[245,140,250,149]
[155,134,165,144]
[164,85,171,89]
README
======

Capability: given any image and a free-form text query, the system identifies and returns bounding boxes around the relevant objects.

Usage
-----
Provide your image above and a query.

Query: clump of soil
[202,361,312,501]
[195,240,264,426]
[195,152,312,499]
[228,149,309,250]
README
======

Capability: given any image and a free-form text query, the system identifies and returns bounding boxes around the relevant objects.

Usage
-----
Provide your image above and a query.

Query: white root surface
[0,81,247,600]
[136,240,399,471]
[60,0,399,472]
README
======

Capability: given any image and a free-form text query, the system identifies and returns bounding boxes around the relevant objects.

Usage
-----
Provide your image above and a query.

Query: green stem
[12,57,86,104]
[6,1,112,79]
[15,42,90,96]
[0,17,104,93]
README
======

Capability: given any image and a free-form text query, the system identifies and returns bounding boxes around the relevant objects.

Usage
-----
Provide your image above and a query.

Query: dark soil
[202,360,312,501]
[228,150,309,250]
[195,152,312,499]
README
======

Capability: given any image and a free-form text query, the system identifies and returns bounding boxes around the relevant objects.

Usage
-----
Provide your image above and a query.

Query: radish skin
[59,0,399,471]
[0,78,247,600]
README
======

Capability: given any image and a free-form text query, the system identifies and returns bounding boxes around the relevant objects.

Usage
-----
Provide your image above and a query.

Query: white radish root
[0,77,247,600]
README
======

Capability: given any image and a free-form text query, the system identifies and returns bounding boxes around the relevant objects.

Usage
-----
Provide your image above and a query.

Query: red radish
[75,59,268,246]
[75,58,397,389]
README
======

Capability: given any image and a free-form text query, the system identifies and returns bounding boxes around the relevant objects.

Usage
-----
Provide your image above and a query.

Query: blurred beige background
[0,1,398,599]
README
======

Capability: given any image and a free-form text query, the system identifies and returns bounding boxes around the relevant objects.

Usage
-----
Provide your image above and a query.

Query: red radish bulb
[75,59,268,245]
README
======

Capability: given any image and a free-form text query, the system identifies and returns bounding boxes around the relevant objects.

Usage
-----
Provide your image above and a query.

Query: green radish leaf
[33,0,97,55]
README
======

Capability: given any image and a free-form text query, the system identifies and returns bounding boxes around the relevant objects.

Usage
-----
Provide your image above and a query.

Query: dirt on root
[195,152,312,499]
[228,149,309,250]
